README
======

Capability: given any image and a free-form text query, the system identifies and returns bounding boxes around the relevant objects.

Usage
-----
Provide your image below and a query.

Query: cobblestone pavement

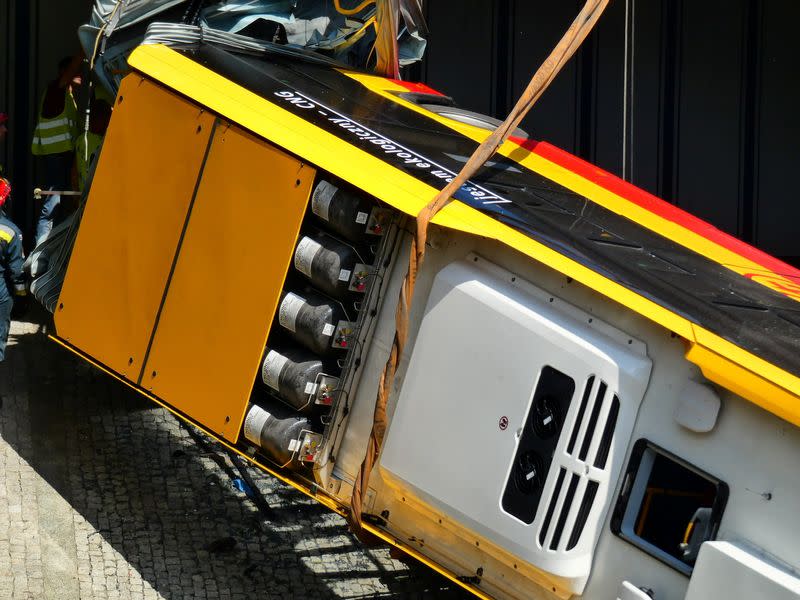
[0,310,471,599]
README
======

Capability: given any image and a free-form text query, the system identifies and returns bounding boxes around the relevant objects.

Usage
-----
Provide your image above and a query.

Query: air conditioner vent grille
[566,375,594,454]
[538,376,620,553]
[550,473,580,550]
[594,395,620,469]
[567,480,599,550]
[538,468,567,547]
[579,381,607,460]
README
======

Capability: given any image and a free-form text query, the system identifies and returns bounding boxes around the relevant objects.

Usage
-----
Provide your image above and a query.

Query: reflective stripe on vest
[36,117,73,131]
[31,89,77,156]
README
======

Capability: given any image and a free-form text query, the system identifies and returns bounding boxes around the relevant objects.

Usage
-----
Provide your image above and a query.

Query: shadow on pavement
[0,305,471,599]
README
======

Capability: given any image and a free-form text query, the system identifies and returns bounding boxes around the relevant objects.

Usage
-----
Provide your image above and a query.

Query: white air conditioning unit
[380,254,652,594]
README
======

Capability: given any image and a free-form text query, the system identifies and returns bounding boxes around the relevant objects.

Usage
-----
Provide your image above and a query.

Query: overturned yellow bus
[28,2,800,599]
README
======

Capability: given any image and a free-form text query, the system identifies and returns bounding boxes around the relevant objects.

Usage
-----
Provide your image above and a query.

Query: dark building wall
[419,0,800,263]
[0,0,92,233]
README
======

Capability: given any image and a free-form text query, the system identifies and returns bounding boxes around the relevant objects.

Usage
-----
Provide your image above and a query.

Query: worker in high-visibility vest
[0,178,24,364]
[31,56,81,243]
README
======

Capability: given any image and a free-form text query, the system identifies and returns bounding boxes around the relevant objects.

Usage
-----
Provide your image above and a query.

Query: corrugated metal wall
[419,0,800,263]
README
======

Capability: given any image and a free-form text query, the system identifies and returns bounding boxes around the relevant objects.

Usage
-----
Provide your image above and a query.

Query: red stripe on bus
[510,136,800,282]
[388,79,446,97]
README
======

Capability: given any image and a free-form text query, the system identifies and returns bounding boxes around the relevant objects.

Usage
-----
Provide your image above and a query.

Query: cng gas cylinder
[242,402,311,466]
[293,233,368,298]
[261,346,325,412]
[310,180,390,242]
[276,290,354,355]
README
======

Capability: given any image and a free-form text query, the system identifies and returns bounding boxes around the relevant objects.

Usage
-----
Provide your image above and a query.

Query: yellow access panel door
[57,75,314,442]
[56,76,215,381]
[141,122,314,440]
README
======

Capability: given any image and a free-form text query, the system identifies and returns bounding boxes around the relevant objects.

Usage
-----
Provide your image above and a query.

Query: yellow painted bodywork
[56,76,215,380]
[685,343,800,427]
[58,77,313,442]
[126,44,800,427]
[141,123,314,441]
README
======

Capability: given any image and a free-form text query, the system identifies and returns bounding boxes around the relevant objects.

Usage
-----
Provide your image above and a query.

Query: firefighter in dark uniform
[0,177,24,362]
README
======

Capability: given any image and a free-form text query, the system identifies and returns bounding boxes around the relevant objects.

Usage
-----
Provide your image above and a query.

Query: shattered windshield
[81,0,427,95]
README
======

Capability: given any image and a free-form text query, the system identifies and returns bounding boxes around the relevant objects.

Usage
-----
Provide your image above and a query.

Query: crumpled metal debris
[82,0,427,95]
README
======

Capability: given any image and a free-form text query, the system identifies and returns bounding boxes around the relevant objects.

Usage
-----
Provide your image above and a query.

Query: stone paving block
[0,315,472,599]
